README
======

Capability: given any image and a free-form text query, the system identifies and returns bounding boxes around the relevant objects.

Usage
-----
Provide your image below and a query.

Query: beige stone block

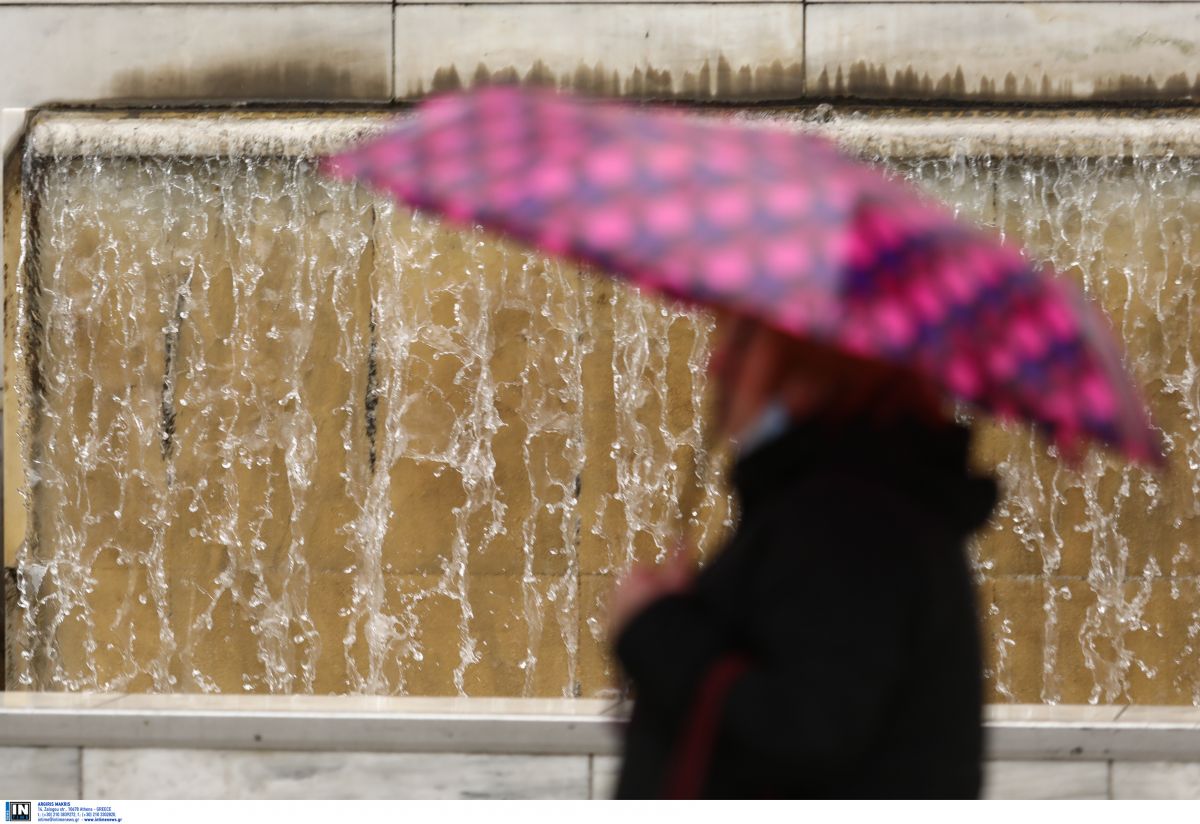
[170,559,286,694]
[986,448,1105,582]
[394,4,805,101]
[162,163,374,586]
[806,3,1200,102]
[579,282,623,576]
[369,216,590,578]
[1047,577,1195,705]
[0,748,80,799]
[1112,762,1200,800]
[972,489,1045,578]
[0,6,392,107]
[463,574,575,697]
[1121,578,1200,705]
[591,754,622,800]
[979,575,1045,703]
[471,405,579,577]
[22,164,176,590]
[984,759,1109,800]
[581,289,724,575]
[304,570,359,694]
[1050,578,1111,704]
[82,748,590,800]
[381,574,467,696]
[37,557,170,692]
[311,572,580,697]
[380,458,470,575]
[577,573,621,698]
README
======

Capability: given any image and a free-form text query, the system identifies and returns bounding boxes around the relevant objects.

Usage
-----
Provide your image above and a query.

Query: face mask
[733,398,793,457]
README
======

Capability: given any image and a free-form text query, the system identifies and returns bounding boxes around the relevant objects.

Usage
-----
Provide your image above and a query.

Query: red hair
[709,312,949,437]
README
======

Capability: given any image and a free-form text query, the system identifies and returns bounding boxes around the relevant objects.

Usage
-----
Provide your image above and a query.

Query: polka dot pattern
[322,86,1161,465]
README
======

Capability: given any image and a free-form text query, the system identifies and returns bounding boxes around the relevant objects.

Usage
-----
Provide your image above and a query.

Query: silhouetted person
[609,314,996,799]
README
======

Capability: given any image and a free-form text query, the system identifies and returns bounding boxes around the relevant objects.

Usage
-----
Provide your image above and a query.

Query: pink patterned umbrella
[322,87,1160,464]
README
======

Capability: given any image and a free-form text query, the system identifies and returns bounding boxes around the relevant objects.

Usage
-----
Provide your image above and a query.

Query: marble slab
[986,707,1200,762]
[806,0,1135,2]
[394,4,806,101]
[0,5,392,109]
[1112,762,1200,799]
[591,754,621,799]
[0,692,623,755]
[984,760,1109,800]
[99,692,615,717]
[0,748,81,799]
[0,0,374,3]
[7,692,1200,763]
[806,3,1200,102]
[82,749,589,799]
[1117,706,1200,727]
[0,692,124,710]
[986,704,1126,724]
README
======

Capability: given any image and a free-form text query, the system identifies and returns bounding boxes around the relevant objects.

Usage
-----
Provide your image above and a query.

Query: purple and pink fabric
[322,86,1160,464]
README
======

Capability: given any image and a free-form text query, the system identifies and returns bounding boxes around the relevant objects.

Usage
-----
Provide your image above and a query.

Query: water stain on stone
[160,283,189,461]
[365,305,380,474]
[416,54,804,101]
[815,60,1200,103]
[109,58,389,102]
[1093,72,1200,101]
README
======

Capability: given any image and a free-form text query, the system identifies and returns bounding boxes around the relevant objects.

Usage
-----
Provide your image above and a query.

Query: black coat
[614,415,997,799]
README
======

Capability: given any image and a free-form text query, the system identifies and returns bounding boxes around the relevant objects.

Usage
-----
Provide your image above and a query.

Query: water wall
[5,115,731,698]
[4,111,1199,704]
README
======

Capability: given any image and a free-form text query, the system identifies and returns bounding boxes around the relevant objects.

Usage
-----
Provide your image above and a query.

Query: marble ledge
[25,111,1200,166]
[987,704,1200,762]
[3,695,1200,762]
[0,1,1168,3]
[0,0,391,4]
[0,0,799,3]
[0,693,627,756]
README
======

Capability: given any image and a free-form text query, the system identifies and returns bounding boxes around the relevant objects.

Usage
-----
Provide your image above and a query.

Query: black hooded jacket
[614,415,997,799]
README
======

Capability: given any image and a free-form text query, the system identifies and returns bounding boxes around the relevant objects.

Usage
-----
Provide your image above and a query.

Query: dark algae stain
[422,55,805,102]
[421,55,1200,104]
[110,58,389,102]
[815,61,1200,103]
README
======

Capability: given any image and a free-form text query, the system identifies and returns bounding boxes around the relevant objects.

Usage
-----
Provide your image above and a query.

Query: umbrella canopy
[322,87,1160,464]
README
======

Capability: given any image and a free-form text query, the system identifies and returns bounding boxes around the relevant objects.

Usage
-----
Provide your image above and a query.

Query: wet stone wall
[5,112,1200,704]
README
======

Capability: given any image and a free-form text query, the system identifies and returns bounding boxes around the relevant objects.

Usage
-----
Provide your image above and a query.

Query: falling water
[871,146,1200,705]
[8,142,726,697]
[7,111,1200,703]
